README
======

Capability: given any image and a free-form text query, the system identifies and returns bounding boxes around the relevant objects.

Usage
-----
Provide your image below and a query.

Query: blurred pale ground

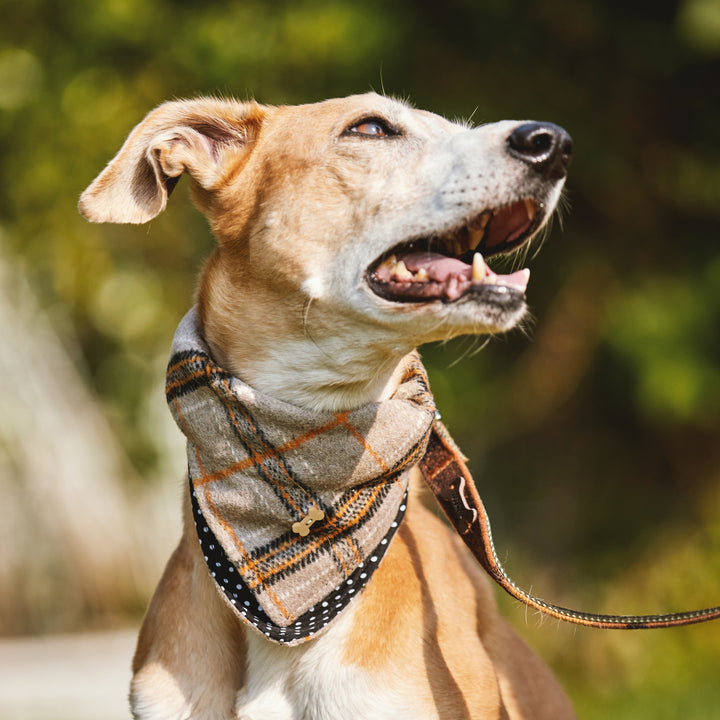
[0,631,136,720]
[2,1,720,718]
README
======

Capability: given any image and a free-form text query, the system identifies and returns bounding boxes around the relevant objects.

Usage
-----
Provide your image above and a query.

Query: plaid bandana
[166,309,436,645]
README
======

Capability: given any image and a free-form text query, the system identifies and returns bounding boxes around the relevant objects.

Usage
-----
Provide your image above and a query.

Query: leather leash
[419,421,720,629]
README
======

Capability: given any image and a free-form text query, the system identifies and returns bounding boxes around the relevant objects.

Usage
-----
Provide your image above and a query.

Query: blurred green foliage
[2,0,720,716]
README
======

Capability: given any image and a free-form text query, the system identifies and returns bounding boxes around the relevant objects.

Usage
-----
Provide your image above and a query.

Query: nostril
[507,122,573,180]
[529,130,554,155]
[508,123,554,158]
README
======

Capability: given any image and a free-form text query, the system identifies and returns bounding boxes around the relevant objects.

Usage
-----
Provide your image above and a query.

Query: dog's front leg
[130,498,247,720]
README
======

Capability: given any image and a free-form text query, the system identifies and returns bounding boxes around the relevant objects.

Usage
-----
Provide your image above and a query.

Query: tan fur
[81,93,576,719]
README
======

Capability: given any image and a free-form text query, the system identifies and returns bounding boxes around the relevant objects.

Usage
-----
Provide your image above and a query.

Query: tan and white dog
[80,93,576,720]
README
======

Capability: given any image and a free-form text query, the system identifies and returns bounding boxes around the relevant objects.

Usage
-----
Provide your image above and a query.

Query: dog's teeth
[470,212,491,231]
[471,253,486,282]
[468,213,490,250]
[393,260,413,280]
[378,254,398,272]
[524,198,536,220]
[468,228,485,251]
[416,268,429,281]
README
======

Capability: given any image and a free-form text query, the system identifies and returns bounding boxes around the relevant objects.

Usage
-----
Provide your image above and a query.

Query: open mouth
[367,198,540,303]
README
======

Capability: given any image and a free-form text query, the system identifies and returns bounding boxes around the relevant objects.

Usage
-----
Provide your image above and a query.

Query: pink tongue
[403,252,471,282]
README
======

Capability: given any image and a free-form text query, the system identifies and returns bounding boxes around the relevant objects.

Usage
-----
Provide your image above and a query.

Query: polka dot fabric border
[190,480,408,645]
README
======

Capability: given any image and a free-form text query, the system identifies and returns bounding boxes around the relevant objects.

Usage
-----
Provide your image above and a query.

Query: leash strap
[419,421,720,629]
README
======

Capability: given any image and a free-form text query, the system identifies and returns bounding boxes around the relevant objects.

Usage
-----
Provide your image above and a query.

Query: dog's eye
[346,119,395,138]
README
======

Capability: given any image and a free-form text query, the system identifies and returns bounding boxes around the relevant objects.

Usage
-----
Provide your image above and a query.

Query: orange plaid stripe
[236,433,428,587]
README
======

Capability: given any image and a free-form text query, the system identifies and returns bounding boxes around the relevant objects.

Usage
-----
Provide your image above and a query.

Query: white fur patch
[236,606,434,720]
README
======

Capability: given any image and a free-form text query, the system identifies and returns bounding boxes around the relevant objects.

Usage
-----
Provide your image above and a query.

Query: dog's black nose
[507,122,573,180]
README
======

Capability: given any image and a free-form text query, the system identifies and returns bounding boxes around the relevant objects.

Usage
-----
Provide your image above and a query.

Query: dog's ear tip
[77,193,97,221]
[77,189,162,224]
[78,190,116,223]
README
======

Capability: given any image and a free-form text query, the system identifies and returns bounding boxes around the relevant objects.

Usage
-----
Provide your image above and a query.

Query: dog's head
[81,93,570,407]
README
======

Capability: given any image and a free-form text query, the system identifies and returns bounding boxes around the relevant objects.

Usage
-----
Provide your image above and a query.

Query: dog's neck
[198,294,413,413]
[198,264,413,411]
[211,336,412,412]
[235,345,413,412]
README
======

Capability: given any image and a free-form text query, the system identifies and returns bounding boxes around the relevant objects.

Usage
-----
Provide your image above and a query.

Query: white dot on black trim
[370,556,378,563]
[360,573,367,579]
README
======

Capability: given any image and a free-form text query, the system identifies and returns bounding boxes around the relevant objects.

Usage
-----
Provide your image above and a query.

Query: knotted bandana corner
[166,308,436,645]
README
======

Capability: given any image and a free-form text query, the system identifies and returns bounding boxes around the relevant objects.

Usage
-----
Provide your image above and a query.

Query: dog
[80,93,576,720]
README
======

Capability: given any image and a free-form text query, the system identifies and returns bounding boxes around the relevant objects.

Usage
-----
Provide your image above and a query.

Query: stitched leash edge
[419,421,720,630]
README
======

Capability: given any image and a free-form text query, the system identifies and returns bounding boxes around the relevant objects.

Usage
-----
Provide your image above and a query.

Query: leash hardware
[292,506,325,537]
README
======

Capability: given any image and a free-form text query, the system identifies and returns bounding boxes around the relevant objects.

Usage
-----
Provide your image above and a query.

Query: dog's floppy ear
[79,98,268,224]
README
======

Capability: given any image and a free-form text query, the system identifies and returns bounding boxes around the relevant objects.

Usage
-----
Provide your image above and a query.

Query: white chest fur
[236,603,435,720]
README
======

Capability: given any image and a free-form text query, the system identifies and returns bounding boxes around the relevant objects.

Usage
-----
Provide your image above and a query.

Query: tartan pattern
[167,309,436,631]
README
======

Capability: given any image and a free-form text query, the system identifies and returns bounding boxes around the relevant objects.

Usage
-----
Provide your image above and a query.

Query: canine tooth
[393,260,413,280]
[416,268,429,281]
[471,253,486,282]
[472,212,490,230]
[468,228,485,251]
[378,254,398,272]
[524,198,536,219]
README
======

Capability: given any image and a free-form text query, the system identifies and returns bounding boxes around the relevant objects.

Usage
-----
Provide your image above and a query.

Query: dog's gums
[367,198,538,303]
